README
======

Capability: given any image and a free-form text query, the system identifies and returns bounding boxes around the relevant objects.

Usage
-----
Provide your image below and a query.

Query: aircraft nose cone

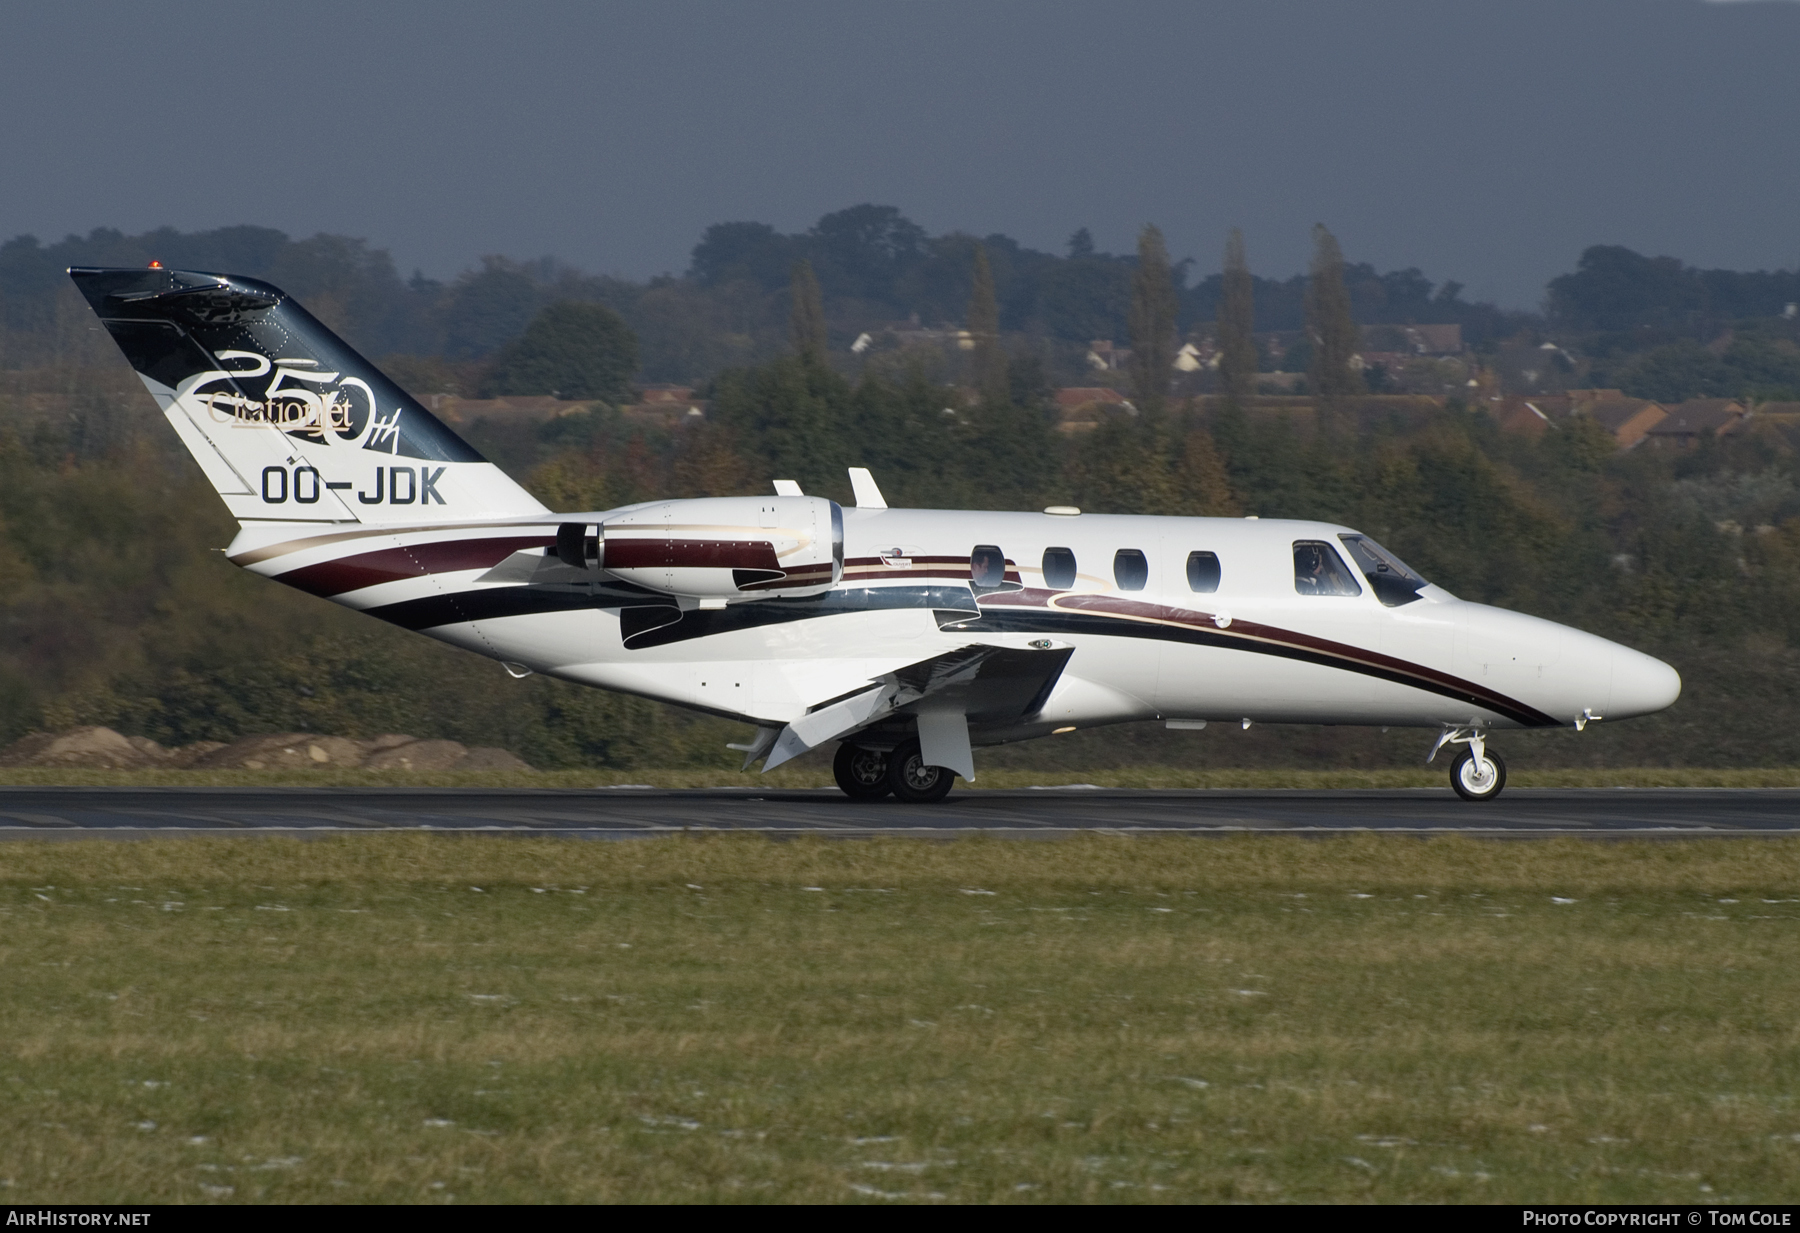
[1609,646,1681,719]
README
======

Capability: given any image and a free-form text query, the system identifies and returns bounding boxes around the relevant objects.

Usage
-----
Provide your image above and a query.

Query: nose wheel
[1449,746,1507,801]
[1431,726,1508,801]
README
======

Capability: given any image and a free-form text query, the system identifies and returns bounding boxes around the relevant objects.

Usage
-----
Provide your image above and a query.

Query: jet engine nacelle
[557,495,843,601]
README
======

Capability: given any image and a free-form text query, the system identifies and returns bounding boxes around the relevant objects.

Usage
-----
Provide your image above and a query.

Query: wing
[754,642,1074,778]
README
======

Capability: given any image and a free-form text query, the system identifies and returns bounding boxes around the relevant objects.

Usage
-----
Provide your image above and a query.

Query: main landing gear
[1432,727,1508,802]
[832,739,957,804]
[832,743,891,800]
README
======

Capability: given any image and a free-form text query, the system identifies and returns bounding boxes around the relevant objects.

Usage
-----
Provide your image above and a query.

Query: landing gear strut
[833,744,891,800]
[1431,727,1508,802]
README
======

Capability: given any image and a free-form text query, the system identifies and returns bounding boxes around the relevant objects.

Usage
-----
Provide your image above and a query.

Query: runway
[0,786,1797,838]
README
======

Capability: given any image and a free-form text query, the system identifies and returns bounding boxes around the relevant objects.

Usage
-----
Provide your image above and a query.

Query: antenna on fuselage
[772,479,803,496]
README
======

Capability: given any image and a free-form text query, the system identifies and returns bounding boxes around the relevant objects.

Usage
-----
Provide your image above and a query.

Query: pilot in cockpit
[1294,541,1358,596]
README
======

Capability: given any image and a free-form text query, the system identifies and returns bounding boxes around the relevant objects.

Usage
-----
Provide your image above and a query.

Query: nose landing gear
[1431,726,1508,801]
[1449,746,1507,801]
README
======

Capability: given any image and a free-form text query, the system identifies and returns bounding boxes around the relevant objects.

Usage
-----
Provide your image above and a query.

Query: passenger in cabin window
[970,544,1008,591]
[1293,541,1361,596]
[1113,549,1149,591]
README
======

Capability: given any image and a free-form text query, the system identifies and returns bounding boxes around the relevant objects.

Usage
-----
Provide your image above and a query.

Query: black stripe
[365,582,657,630]
[967,608,1556,727]
[366,583,977,637]
[365,583,1556,727]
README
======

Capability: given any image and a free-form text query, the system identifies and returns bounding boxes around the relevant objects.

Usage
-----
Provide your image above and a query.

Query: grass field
[2,835,1798,1204]
[5,765,1800,789]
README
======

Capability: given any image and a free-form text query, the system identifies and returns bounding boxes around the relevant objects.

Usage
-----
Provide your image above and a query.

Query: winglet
[773,479,803,496]
[847,467,887,509]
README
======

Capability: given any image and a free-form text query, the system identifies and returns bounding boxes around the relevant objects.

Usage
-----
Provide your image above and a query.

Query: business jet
[69,265,1681,802]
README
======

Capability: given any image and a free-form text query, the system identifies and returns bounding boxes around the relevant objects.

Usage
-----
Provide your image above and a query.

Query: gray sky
[5,0,1798,307]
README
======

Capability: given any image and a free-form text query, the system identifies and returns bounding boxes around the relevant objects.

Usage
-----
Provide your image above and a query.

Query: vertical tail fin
[68,266,546,525]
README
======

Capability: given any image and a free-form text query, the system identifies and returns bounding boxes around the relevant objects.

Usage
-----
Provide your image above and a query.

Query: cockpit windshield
[1337,534,1429,607]
[1292,541,1362,597]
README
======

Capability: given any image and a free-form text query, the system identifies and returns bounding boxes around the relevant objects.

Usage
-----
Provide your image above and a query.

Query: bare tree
[1306,224,1364,402]
[1216,228,1258,412]
[788,259,826,362]
[967,244,1007,401]
[1128,225,1179,417]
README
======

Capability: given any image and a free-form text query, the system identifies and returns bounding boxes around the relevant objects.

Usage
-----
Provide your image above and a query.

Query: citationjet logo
[181,351,405,454]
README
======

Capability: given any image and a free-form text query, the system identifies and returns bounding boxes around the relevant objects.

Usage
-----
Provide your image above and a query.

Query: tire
[886,739,956,804]
[1450,747,1507,801]
[833,743,891,800]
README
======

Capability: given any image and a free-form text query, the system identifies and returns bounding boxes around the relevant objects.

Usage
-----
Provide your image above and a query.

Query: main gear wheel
[886,738,955,803]
[833,743,891,800]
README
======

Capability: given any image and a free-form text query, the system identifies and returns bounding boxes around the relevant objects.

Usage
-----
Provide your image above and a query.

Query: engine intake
[554,522,601,570]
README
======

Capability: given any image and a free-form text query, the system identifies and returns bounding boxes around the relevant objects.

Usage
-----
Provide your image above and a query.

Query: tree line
[0,210,1521,386]
[11,212,1800,407]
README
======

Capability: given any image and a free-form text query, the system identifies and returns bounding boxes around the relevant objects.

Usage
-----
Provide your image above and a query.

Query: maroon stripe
[1028,592,1555,725]
[275,535,553,598]
[605,538,782,570]
[278,548,424,596]
[841,567,972,582]
[845,554,973,566]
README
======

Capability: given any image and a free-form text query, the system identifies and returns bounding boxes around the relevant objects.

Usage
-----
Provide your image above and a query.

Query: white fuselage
[227,506,1681,748]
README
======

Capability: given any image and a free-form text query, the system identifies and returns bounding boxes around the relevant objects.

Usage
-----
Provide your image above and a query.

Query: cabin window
[1293,540,1362,597]
[1113,549,1149,591]
[1185,550,1221,593]
[970,544,1008,592]
[1042,547,1077,591]
[1338,534,1427,607]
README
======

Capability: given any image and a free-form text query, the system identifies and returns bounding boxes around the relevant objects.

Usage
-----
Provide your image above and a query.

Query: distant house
[1490,390,1667,447]
[622,384,708,425]
[1053,386,1135,434]
[1579,397,1667,449]
[1085,340,1131,371]
[1492,398,1554,439]
[1645,399,1746,448]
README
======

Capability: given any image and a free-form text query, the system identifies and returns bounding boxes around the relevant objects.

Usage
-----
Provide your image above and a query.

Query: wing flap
[760,642,1073,774]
